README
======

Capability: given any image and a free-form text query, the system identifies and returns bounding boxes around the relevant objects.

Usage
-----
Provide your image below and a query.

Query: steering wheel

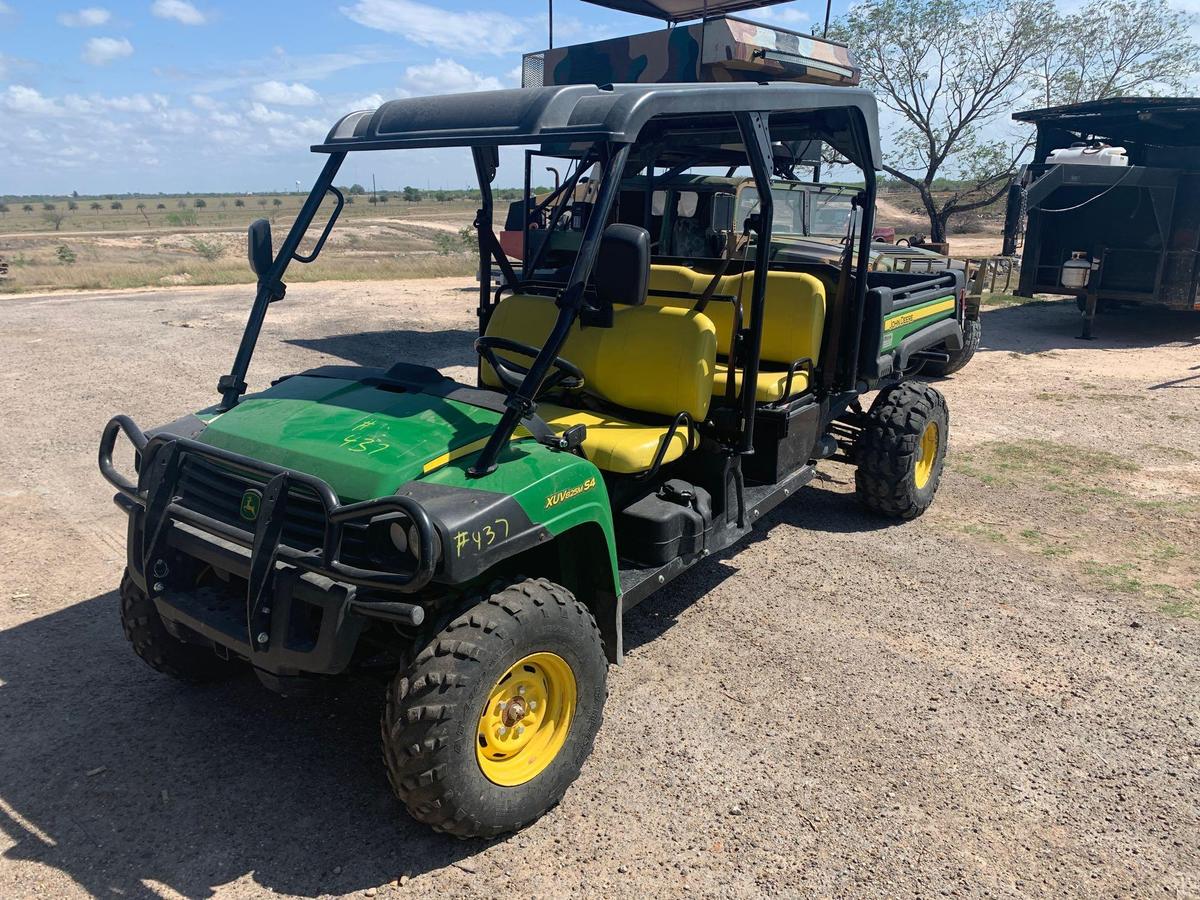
[475,336,585,396]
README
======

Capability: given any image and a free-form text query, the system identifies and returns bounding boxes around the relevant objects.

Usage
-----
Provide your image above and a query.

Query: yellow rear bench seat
[646,264,826,402]
[482,293,717,474]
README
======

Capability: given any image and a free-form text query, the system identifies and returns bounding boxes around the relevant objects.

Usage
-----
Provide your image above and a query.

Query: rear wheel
[119,570,240,682]
[382,578,607,838]
[925,317,981,376]
[854,382,949,520]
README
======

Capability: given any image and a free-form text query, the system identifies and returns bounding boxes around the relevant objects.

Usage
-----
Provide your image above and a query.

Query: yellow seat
[537,404,693,474]
[647,264,825,403]
[482,293,716,473]
[712,363,810,403]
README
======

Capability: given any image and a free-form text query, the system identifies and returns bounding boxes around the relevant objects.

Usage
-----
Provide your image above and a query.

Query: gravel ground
[0,280,1197,899]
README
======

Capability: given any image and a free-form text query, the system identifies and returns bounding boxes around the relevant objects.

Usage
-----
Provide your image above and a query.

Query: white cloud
[341,0,527,55]
[251,80,320,106]
[151,0,206,25]
[190,93,219,109]
[99,94,157,112]
[82,36,133,65]
[772,4,811,26]
[57,7,111,27]
[403,58,503,94]
[0,2,12,14]
[350,92,386,109]
[1,85,65,115]
[247,102,291,124]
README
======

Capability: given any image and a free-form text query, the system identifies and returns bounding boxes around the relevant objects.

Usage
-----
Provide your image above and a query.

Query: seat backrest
[482,294,717,421]
[647,264,826,367]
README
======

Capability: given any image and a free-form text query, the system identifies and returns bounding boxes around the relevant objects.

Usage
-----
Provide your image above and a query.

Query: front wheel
[120,570,241,682]
[382,578,607,838]
[854,382,949,520]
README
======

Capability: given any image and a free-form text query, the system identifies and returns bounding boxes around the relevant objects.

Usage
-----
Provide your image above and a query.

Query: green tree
[402,185,422,202]
[257,198,268,208]
[110,201,123,210]
[832,0,1054,243]
[272,198,282,208]
[235,198,245,207]
[22,204,33,214]
[56,245,76,264]
[44,211,67,231]
[136,202,146,211]
[1028,0,1200,107]
[42,202,55,211]
[68,200,79,211]
[194,198,207,208]
[0,203,8,217]
[90,202,102,212]
[348,183,365,194]
[156,202,166,209]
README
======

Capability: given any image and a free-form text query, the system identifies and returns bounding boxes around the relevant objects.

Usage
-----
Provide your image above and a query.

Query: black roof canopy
[577,0,798,22]
[313,82,881,169]
[1014,97,1200,149]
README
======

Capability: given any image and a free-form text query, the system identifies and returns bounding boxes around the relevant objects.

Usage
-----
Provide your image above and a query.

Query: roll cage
[214,82,882,478]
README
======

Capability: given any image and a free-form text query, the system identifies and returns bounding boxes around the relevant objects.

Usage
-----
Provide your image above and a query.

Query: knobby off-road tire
[382,577,607,839]
[925,317,981,376]
[119,569,240,683]
[855,382,949,520]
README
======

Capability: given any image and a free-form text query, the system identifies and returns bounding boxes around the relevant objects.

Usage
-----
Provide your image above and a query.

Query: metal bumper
[100,415,435,675]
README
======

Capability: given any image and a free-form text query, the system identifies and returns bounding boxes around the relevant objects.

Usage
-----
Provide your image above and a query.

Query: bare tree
[1028,0,1200,107]
[833,0,1054,243]
[43,210,68,231]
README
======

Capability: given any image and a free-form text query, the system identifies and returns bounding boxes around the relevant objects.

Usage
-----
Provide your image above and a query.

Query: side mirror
[247,219,273,277]
[712,193,735,232]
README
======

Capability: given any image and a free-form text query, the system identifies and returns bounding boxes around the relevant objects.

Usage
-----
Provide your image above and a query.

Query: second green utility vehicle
[100,82,964,838]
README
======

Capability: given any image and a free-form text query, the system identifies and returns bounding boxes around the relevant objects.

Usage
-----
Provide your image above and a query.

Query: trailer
[1005,97,1200,336]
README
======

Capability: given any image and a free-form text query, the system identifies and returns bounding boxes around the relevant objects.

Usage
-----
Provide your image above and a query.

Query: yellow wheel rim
[476,652,577,787]
[914,421,940,490]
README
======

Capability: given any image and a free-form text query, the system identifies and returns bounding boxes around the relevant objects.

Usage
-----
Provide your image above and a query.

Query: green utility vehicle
[99,82,965,838]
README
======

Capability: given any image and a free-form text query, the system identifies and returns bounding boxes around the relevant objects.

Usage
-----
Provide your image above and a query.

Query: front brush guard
[100,415,435,657]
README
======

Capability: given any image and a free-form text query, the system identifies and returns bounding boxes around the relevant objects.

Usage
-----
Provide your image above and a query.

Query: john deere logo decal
[239,489,262,521]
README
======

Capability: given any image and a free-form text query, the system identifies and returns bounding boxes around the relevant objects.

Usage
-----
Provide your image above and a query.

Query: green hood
[196,374,502,502]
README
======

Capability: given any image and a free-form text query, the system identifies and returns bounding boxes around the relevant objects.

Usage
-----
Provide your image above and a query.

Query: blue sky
[0,0,833,194]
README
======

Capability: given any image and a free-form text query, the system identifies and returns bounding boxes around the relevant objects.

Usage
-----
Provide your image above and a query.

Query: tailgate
[859,270,965,379]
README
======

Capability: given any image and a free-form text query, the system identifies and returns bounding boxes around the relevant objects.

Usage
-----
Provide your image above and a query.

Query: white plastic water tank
[1046,144,1129,167]
[1061,252,1092,288]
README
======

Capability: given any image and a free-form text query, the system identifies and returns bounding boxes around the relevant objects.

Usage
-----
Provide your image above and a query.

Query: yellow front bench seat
[646,264,826,403]
[482,230,718,474]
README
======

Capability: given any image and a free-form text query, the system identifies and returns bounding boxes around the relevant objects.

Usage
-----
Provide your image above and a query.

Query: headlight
[388,516,424,563]
[369,512,439,570]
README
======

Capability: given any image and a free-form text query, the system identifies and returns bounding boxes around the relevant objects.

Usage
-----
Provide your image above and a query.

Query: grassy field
[0,193,481,293]
[0,184,1005,293]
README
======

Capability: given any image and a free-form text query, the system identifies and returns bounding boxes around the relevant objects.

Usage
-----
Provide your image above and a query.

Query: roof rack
[522,14,858,89]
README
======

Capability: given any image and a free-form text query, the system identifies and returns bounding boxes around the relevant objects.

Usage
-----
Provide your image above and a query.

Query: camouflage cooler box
[523,15,860,88]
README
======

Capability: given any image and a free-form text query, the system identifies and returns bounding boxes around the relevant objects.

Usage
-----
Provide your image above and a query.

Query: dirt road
[1,280,1197,898]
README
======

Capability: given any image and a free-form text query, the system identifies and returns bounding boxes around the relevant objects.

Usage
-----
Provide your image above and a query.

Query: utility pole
[372,174,377,207]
